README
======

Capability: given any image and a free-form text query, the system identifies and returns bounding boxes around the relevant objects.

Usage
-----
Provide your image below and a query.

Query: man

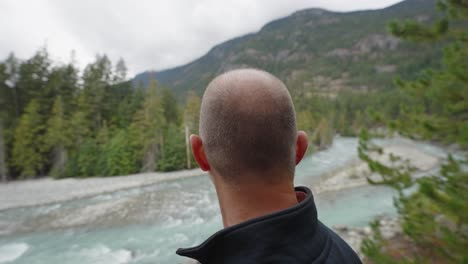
[177,69,361,263]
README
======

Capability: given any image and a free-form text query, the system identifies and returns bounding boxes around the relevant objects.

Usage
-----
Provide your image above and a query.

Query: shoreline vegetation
[0,138,441,212]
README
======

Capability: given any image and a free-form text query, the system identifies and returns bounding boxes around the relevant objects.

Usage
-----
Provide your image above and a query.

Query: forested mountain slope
[134,0,439,99]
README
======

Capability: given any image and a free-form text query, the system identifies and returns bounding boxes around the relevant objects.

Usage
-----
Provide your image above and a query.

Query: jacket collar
[176,186,325,263]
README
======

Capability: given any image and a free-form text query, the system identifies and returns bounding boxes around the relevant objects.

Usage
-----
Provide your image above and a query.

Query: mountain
[133,0,440,99]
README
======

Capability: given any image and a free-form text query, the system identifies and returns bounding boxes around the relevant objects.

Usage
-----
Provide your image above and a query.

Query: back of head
[199,69,297,184]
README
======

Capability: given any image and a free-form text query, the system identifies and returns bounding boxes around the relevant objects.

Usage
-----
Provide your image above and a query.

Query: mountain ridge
[133,0,439,100]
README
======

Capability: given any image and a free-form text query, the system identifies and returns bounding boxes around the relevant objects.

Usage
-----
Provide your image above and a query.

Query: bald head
[199,69,297,184]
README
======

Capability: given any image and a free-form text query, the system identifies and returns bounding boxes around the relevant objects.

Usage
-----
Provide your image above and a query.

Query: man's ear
[190,135,211,171]
[295,131,308,165]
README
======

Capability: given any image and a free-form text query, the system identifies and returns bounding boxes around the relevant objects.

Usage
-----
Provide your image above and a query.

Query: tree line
[0,52,201,180]
[1,0,462,182]
[0,48,426,181]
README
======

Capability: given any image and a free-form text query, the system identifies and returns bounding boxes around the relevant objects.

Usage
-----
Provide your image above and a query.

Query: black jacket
[177,186,362,263]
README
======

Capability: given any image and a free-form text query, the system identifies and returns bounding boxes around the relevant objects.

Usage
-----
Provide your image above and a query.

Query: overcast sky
[0,0,402,77]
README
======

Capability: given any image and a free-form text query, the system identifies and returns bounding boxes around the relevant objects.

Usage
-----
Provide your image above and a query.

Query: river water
[0,137,446,264]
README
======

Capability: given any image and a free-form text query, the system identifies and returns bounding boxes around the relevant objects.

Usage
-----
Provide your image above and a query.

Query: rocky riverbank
[312,139,441,194]
[0,169,205,211]
[333,215,402,260]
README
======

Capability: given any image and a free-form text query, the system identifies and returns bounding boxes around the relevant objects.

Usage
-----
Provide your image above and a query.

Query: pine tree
[69,93,92,146]
[94,121,110,175]
[337,112,352,136]
[0,63,10,181]
[360,1,468,262]
[297,110,316,138]
[1,54,19,121]
[183,91,201,168]
[74,138,99,177]
[102,129,138,176]
[12,99,46,178]
[82,54,113,131]
[0,120,7,182]
[44,96,71,177]
[45,64,78,112]
[114,87,145,128]
[16,48,51,115]
[311,117,333,149]
[161,87,180,126]
[113,58,127,83]
[158,124,186,171]
[352,110,364,134]
[385,1,468,147]
[3,53,20,118]
[184,91,201,134]
[131,80,166,172]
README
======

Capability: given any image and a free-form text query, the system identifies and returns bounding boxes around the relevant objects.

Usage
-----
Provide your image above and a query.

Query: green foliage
[294,88,407,150]
[361,149,468,262]
[0,54,19,125]
[82,54,113,132]
[114,58,127,83]
[360,1,468,262]
[359,131,415,189]
[16,49,51,114]
[0,121,8,182]
[387,1,468,147]
[45,96,72,177]
[113,87,145,127]
[131,80,166,172]
[2,48,197,180]
[12,99,46,178]
[183,91,201,169]
[94,121,111,175]
[69,138,100,177]
[311,117,334,149]
[297,110,316,138]
[44,64,78,113]
[158,125,186,171]
[361,221,399,264]
[397,157,468,262]
[161,88,180,126]
[184,91,201,134]
[102,129,139,176]
[69,93,93,145]
[65,123,116,178]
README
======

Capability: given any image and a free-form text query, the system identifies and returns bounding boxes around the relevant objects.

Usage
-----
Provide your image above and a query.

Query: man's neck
[213,179,298,227]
